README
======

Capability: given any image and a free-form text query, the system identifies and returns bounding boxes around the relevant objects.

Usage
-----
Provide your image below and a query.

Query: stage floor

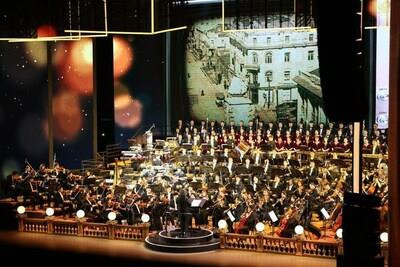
[0,231,335,267]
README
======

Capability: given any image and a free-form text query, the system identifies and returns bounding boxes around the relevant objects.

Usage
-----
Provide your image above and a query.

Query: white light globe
[380,232,388,243]
[108,211,117,221]
[336,228,343,239]
[46,208,54,217]
[218,219,227,230]
[294,225,304,235]
[255,222,265,232]
[17,206,25,214]
[76,210,85,219]
[141,213,150,223]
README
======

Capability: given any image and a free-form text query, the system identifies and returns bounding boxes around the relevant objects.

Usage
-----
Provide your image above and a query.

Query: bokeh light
[52,90,83,141]
[60,39,93,95]
[0,44,46,87]
[113,37,134,79]
[37,25,57,37]
[24,42,47,68]
[114,82,143,128]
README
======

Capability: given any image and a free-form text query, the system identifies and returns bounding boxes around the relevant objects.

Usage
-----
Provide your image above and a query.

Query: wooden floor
[0,231,335,267]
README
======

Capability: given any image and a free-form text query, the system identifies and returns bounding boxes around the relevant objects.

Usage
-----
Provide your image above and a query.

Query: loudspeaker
[340,192,383,266]
[315,0,368,122]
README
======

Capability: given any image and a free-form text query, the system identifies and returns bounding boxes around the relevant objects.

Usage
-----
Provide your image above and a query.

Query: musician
[331,137,342,151]
[266,122,275,135]
[321,137,331,152]
[362,138,372,153]
[177,189,191,235]
[199,120,207,135]
[371,139,381,155]
[287,122,296,136]
[227,157,236,175]
[275,137,285,152]
[244,158,252,171]
[318,122,326,136]
[54,186,72,217]
[297,122,305,135]
[217,121,226,134]
[325,129,334,143]
[176,119,184,134]
[307,161,319,183]
[253,150,262,166]
[285,179,297,196]
[208,120,217,134]
[263,159,271,176]
[312,136,322,152]
[342,137,352,153]
[284,136,295,151]
[189,120,196,134]
[251,176,262,193]
[307,121,316,134]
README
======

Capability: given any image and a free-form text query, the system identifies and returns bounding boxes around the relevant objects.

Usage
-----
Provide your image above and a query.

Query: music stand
[268,210,279,236]
[320,207,330,238]
[188,198,207,229]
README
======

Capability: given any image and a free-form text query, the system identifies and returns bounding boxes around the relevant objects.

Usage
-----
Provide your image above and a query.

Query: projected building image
[186,18,324,125]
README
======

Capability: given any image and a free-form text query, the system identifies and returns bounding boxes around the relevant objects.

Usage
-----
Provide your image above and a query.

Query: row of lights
[217,219,389,242]
[17,205,150,223]
[16,206,389,242]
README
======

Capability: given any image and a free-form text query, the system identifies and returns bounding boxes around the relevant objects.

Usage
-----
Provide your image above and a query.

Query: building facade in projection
[186,18,325,125]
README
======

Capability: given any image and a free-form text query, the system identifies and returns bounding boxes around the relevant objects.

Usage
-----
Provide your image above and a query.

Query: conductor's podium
[145,228,220,253]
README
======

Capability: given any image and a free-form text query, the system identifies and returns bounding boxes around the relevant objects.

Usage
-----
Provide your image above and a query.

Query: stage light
[46,208,54,217]
[294,225,304,235]
[17,206,25,214]
[218,219,227,230]
[255,222,265,232]
[336,228,343,239]
[108,211,117,221]
[380,232,388,243]
[76,210,85,219]
[141,213,150,223]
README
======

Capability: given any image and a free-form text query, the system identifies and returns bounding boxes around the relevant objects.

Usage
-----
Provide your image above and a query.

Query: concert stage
[0,231,336,267]
[145,228,220,253]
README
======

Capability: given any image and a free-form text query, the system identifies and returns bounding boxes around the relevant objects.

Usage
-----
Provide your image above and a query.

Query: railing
[220,233,340,258]
[16,215,387,261]
[17,215,149,241]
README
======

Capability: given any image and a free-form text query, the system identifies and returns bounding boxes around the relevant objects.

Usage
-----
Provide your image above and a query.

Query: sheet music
[268,211,278,223]
[191,199,202,207]
[227,210,235,222]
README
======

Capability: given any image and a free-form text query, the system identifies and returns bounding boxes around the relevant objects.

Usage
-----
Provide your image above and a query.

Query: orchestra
[2,119,389,238]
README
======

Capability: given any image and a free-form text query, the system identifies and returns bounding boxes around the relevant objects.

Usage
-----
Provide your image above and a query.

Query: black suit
[177,192,191,234]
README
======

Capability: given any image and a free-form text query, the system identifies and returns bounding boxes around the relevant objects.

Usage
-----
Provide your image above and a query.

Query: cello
[275,207,295,237]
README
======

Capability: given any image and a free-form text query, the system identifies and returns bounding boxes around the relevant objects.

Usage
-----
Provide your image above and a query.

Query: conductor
[177,189,191,236]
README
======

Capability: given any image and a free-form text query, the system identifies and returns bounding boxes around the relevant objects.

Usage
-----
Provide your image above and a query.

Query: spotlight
[76,210,85,219]
[336,228,343,239]
[108,211,116,221]
[141,213,150,223]
[46,207,54,217]
[218,219,227,230]
[294,225,304,235]
[17,206,25,214]
[255,222,265,232]
[380,232,388,243]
